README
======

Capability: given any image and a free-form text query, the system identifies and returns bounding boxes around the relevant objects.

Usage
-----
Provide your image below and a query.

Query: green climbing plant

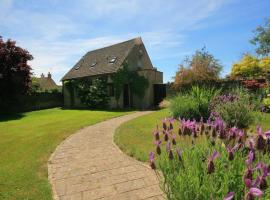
[63,79,77,107]
[112,63,149,106]
[76,78,109,108]
[64,78,109,108]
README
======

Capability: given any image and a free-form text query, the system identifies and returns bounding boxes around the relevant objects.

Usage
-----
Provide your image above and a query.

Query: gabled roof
[61,37,143,81]
[35,73,59,91]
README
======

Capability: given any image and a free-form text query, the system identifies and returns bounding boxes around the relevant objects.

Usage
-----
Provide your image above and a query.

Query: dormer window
[75,65,80,70]
[90,61,97,68]
[108,56,117,63]
[139,49,143,57]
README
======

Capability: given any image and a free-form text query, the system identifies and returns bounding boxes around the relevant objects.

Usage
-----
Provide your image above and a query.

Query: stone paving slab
[48,112,165,200]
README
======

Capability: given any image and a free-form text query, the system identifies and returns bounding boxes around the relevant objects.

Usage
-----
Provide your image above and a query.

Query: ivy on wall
[112,63,149,106]
[64,63,149,108]
[64,78,109,108]
[63,79,76,107]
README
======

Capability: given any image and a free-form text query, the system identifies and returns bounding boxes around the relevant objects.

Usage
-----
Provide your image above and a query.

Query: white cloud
[0,0,229,83]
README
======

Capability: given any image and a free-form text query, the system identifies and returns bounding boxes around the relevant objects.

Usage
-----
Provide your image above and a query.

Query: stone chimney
[48,72,52,79]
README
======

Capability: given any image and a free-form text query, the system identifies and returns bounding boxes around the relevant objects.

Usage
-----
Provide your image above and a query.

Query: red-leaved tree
[0,36,33,111]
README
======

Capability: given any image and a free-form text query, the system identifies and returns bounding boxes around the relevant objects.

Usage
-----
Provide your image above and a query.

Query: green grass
[114,109,270,162]
[114,109,170,162]
[260,112,270,130]
[0,108,131,200]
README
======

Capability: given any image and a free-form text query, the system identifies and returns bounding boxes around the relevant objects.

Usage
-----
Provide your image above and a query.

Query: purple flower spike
[162,118,167,130]
[237,130,245,143]
[169,118,174,130]
[227,144,239,161]
[265,131,270,138]
[246,151,254,166]
[168,149,174,160]
[238,130,244,137]
[176,148,182,162]
[256,133,265,150]
[178,126,183,135]
[207,151,219,174]
[249,187,263,197]
[245,178,252,188]
[155,140,162,155]
[153,130,160,141]
[149,152,156,170]
[212,151,219,160]
[172,134,177,145]
[255,125,265,151]
[254,162,270,189]
[223,192,234,200]
[229,126,238,139]
[244,167,253,181]
[164,133,169,141]
[149,152,155,161]
[166,141,171,153]
[248,139,255,150]
[256,125,263,136]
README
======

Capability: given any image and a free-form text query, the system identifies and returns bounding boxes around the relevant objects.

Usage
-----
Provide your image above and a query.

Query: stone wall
[135,69,163,108]
[0,92,63,114]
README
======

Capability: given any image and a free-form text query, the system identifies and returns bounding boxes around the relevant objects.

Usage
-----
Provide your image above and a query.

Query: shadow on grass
[0,106,160,122]
[60,106,158,112]
[0,113,26,122]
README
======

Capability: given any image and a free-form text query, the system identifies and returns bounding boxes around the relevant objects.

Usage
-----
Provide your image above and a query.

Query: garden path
[48,111,164,200]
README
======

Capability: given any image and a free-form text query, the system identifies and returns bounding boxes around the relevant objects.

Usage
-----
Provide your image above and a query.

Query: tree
[250,18,270,56]
[230,54,270,78]
[174,48,222,88]
[0,36,33,110]
[30,77,42,93]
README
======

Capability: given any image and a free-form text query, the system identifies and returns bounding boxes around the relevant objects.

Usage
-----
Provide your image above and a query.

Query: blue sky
[0,0,269,84]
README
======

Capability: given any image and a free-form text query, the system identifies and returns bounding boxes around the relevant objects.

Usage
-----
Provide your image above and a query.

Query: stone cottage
[61,37,166,108]
[35,72,60,92]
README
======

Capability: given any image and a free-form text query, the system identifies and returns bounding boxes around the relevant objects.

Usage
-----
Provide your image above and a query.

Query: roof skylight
[90,61,97,67]
[108,57,117,63]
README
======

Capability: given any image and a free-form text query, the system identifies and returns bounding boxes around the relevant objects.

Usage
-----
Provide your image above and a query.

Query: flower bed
[149,117,270,200]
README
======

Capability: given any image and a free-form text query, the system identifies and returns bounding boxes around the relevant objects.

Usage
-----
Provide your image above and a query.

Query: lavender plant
[209,92,259,128]
[149,118,270,200]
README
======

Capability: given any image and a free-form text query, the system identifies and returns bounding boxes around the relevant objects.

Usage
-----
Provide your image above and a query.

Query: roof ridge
[85,37,142,55]
[61,36,144,81]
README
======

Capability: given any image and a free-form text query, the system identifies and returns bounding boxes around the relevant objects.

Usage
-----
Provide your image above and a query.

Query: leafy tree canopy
[30,77,42,93]
[250,18,270,56]
[174,48,222,88]
[231,54,270,78]
[0,36,33,106]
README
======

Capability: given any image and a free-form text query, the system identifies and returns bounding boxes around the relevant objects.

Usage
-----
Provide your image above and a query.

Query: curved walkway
[48,111,164,200]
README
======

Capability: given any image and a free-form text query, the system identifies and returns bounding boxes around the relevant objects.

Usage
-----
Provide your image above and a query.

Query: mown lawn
[0,108,131,200]
[115,109,170,162]
[114,109,270,162]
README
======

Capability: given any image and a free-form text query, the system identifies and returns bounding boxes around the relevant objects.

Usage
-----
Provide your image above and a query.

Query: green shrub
[263,98,270,108]
[170,86,220,120]
[210,90,259,128]
[76,78,109,108]
[190,86,220,118]
[170,95,200,119]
